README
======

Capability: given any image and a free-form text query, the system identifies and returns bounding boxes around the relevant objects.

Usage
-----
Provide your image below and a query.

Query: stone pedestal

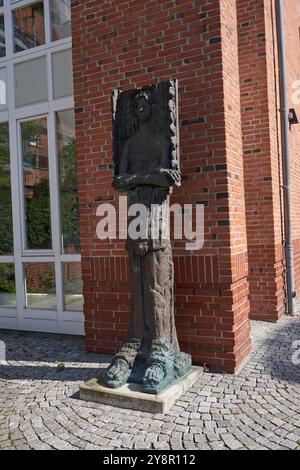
[80,367,203,414]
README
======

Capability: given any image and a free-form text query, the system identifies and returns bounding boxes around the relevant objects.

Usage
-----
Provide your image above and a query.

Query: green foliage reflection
[0,123,13,256]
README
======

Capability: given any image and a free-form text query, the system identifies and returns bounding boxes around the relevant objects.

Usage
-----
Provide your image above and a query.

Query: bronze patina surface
[99,80,192,394]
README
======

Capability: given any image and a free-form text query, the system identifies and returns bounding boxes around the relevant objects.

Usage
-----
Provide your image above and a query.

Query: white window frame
[0,0,83,335]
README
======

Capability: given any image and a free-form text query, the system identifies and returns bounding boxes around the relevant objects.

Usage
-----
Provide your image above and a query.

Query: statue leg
[142,245,180,342]
[100,247,144,388]
[127,246,145,341]
[142,247,176,393]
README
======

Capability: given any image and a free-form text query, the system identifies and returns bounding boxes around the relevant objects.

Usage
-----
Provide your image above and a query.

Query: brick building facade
[71,0,300,373]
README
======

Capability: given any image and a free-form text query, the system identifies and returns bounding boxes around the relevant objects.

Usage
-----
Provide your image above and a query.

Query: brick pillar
[281,0,300,302]
[237,0,286,321]
[71,0,251,373]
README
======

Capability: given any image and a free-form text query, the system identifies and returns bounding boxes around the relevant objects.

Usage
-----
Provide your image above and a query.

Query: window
[63,262,83,311]
[52,49,73,99]
[0,68,7,110]
[0,15,5,57]
[0,123,13,256]
[50,0,71,41]
[25,263,56,310]
[21,118,52,250]
[0,2,81,333]
[56,110,80,254]
[0,264,16,308]
[13,2,45,52]
[15,56,48,107]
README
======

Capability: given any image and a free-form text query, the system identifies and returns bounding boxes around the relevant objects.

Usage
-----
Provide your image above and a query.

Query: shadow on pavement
[0,329,111,382]
[1,319,300,386]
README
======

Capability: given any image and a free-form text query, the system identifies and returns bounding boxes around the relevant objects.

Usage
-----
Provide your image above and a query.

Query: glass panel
[13,1,45,52]
[50,0,71,41]
[63,262,83,311]
[56,110,80,254]
[15,56,48,107]
[52,49,73,99]
[21,118,52,250]
[0,123,13,256]
[0,15,5,57]
[0,2,3,8]
[0,264,16,308]
[25,263,56,310]
[0,68,7,111]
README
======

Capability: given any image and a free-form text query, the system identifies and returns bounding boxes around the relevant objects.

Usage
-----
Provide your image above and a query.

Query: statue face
[136,97,152,123]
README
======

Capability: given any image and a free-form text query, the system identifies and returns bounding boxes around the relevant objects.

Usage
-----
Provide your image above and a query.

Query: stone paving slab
[0,317,300,450]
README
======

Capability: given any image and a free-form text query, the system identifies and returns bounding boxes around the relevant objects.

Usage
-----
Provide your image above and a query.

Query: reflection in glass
[0,264,16,308]
[25,263,56,310]
[56,110,80,254]
[51,0,71,41]
[0,123,13,256]
[21,118,52,250]
[63,262,83,311]
[13,2,45,52]
[0,15,5,57]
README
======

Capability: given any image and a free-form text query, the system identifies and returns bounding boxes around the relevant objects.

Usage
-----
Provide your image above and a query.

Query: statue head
[134,90,153,124]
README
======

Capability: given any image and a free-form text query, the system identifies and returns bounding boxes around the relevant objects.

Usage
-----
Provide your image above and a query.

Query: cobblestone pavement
[1,317,300,450]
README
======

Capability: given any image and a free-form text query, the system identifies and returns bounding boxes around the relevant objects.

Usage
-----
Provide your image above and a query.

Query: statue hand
[112,175,126,191]
[124,174,139,189]
[156,168,181,187]
[112,174,138,192]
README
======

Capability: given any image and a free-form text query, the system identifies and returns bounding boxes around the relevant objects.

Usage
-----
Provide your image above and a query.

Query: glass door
[20,115,58,324]
[0,121,17,328]
[15,110,83,334]
[0,110,83,335]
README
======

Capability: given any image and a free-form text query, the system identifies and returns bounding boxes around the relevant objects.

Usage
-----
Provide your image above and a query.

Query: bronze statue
[99,80,192,394]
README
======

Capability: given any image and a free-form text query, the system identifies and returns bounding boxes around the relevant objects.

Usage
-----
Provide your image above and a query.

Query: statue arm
[113,139,169,190]
[112,143,132,192]
[119,142,129,174]
[157,138,181,188]
[133,139,175,187]
[114,171,168,190]
[113,137,181,191]
[123,138,180,188]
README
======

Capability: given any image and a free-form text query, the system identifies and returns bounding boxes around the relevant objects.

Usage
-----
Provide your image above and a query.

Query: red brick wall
[282,0,300,298]
[237,0,285,321]
[264,0,286,320]
[237,0,300,321]
[71,0,251,373]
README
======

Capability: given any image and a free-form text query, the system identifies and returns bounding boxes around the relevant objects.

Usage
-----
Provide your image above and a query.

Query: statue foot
[143,363,165,394]
[100,358,130,389]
